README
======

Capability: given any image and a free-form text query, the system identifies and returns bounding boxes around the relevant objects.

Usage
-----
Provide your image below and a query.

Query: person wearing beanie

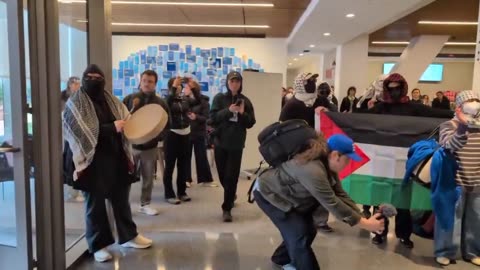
[63,64,152,263]
[210,71,256,222]
[434,90,480,267]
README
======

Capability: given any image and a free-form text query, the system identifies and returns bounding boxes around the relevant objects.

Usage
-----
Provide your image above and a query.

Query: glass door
[0,0,34,269]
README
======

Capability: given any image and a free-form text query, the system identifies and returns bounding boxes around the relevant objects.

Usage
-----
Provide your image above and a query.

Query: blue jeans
[254,191,320,270]
[434,190,480,260]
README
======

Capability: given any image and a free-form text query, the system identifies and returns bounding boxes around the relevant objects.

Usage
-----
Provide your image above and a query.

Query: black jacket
[123,91,170,150]
[210,87,256,150]
[432,97,451,110]
[166,86,191,130]
[410,99,423,105]
[367,102,454,118]
[189,95,210,138]
[340,96,358,113]
[280,96,334,128]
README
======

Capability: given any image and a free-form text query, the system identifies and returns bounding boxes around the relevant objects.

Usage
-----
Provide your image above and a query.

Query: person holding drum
[163,76,193,204]
[123,70,169,216]
[210,71,256,222]
[63,64,152,263]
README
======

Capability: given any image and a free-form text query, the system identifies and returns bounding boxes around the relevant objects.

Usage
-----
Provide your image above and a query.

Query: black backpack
[258,119,318,166]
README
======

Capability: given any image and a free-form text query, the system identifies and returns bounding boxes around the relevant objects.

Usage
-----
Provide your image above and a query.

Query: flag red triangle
[318,112,370,180]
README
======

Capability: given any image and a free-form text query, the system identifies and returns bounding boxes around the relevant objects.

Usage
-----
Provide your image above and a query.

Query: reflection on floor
[70,177,473,270]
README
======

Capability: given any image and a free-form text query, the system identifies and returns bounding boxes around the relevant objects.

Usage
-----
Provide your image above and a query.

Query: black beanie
[82,64,105,79]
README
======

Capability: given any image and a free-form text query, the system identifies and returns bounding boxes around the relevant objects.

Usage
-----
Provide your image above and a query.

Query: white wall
[112,36,288,86]
[368,58,474,99]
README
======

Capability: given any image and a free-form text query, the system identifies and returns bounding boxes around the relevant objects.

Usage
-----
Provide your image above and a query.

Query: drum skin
[124,104,168,145]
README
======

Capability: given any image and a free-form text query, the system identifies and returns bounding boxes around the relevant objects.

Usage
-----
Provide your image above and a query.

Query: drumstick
[125,98,140,120]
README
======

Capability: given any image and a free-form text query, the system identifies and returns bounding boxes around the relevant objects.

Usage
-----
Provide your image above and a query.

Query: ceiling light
[346,13,355,18]
[293,58,298,61]
[371,41,477,46]
[59,0,274,7]
[323,32,331,36]
[77,20,269,28]
[309,44,315,48]
[299,53,304,56]
[418,20,477,26]
[288,63,292,65]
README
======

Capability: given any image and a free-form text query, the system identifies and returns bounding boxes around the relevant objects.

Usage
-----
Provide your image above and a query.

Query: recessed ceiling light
[288,63,292,65]
[299,53,304,56]
[59,0,274,7]
[418,20,477,26]
[346,13,355,18]
[323,32,331,36]
[293,58,298,61]
[77,20,269,28]
[309,44,315,48]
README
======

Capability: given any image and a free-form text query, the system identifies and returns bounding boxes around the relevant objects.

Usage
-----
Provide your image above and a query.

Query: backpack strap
[247,160,266,204]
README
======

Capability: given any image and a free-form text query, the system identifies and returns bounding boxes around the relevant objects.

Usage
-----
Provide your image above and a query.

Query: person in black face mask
[360,72,453,249]
[63,64,152,263]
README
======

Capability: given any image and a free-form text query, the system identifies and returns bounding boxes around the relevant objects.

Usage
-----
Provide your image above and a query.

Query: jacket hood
[382,73,409,104]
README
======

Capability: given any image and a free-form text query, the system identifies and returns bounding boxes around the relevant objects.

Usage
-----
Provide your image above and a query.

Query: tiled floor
[70,176,474,270]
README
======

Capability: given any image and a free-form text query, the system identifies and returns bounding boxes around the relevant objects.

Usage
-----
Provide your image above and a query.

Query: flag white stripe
[353,143,408,179]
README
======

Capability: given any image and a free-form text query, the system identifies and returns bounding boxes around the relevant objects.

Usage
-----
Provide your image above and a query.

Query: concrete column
[473,2,480,91]
[390,35,449,90]
[334,34,369,99]
[88,0,112,91]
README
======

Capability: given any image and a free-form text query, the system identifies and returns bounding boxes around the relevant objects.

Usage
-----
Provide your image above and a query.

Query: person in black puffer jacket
[123,70,169,216]
[210,71,256,222]
[163,76,192,204]
[184,79,216,187]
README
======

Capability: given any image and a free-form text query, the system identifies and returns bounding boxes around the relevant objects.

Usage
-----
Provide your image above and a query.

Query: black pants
[83,185,137,253]
[187,135,214,183]
[214,147,243,211]
[163,131,190,199]
[374,208,412,239]
[255,191,319,270]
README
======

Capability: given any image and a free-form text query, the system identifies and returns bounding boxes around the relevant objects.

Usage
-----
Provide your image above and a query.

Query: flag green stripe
[342,174,431,210]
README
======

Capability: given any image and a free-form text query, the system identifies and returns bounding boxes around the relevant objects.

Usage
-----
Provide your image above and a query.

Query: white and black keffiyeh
[63,89,133,180]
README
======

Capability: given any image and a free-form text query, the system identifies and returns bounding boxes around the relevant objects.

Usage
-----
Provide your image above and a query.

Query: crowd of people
[61,65,479,269]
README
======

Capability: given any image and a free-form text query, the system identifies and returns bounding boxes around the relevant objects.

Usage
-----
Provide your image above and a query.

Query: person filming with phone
[210,71,256,222]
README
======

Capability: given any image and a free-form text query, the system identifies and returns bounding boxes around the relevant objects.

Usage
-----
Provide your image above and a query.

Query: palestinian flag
[316,112,446,210]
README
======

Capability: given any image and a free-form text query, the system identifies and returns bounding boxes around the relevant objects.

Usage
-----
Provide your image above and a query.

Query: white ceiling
[287,0,435,59]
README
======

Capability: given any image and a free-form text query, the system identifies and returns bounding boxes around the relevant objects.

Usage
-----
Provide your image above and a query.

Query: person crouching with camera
[163,76,192,205]
[210,71,256,222]
[253,134,384,270]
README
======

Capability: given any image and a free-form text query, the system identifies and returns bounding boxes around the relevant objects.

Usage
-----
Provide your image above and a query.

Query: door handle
[0,147,21,153]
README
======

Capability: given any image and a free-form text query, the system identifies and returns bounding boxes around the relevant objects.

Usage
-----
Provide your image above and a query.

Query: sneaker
[436,257,451,266]
[471,257,480,266]
[121,234,152,249]
[94,248,112,262]
[138,205,159,216]
[372,234,384,245]
[200,182,218,187]
[317,224,334,233]
[399,238,414,249]
[179,195,191,202]
[223,210,233,222]
[282,264,296,270]
[186,182,192,188]
[166,198,181,205]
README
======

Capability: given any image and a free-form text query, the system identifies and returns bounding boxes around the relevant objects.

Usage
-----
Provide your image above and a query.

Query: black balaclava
[317,82,331,97]
[305,78,317,94]
[82,64,106,100]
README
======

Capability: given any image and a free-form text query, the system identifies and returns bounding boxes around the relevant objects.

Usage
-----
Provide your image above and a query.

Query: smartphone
[235,98,243,106]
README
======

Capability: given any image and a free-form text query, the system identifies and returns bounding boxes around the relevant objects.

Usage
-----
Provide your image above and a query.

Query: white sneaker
[94,248,112,262]
[121,234,152,249]
[435,257,451,266]
[283,264,296,270]
[138,205,159,216]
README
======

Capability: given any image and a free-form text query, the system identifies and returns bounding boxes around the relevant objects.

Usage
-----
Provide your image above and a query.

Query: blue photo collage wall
[113,43,264,100]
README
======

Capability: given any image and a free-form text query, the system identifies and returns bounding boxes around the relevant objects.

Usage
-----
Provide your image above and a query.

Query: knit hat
[455,90,480,107]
